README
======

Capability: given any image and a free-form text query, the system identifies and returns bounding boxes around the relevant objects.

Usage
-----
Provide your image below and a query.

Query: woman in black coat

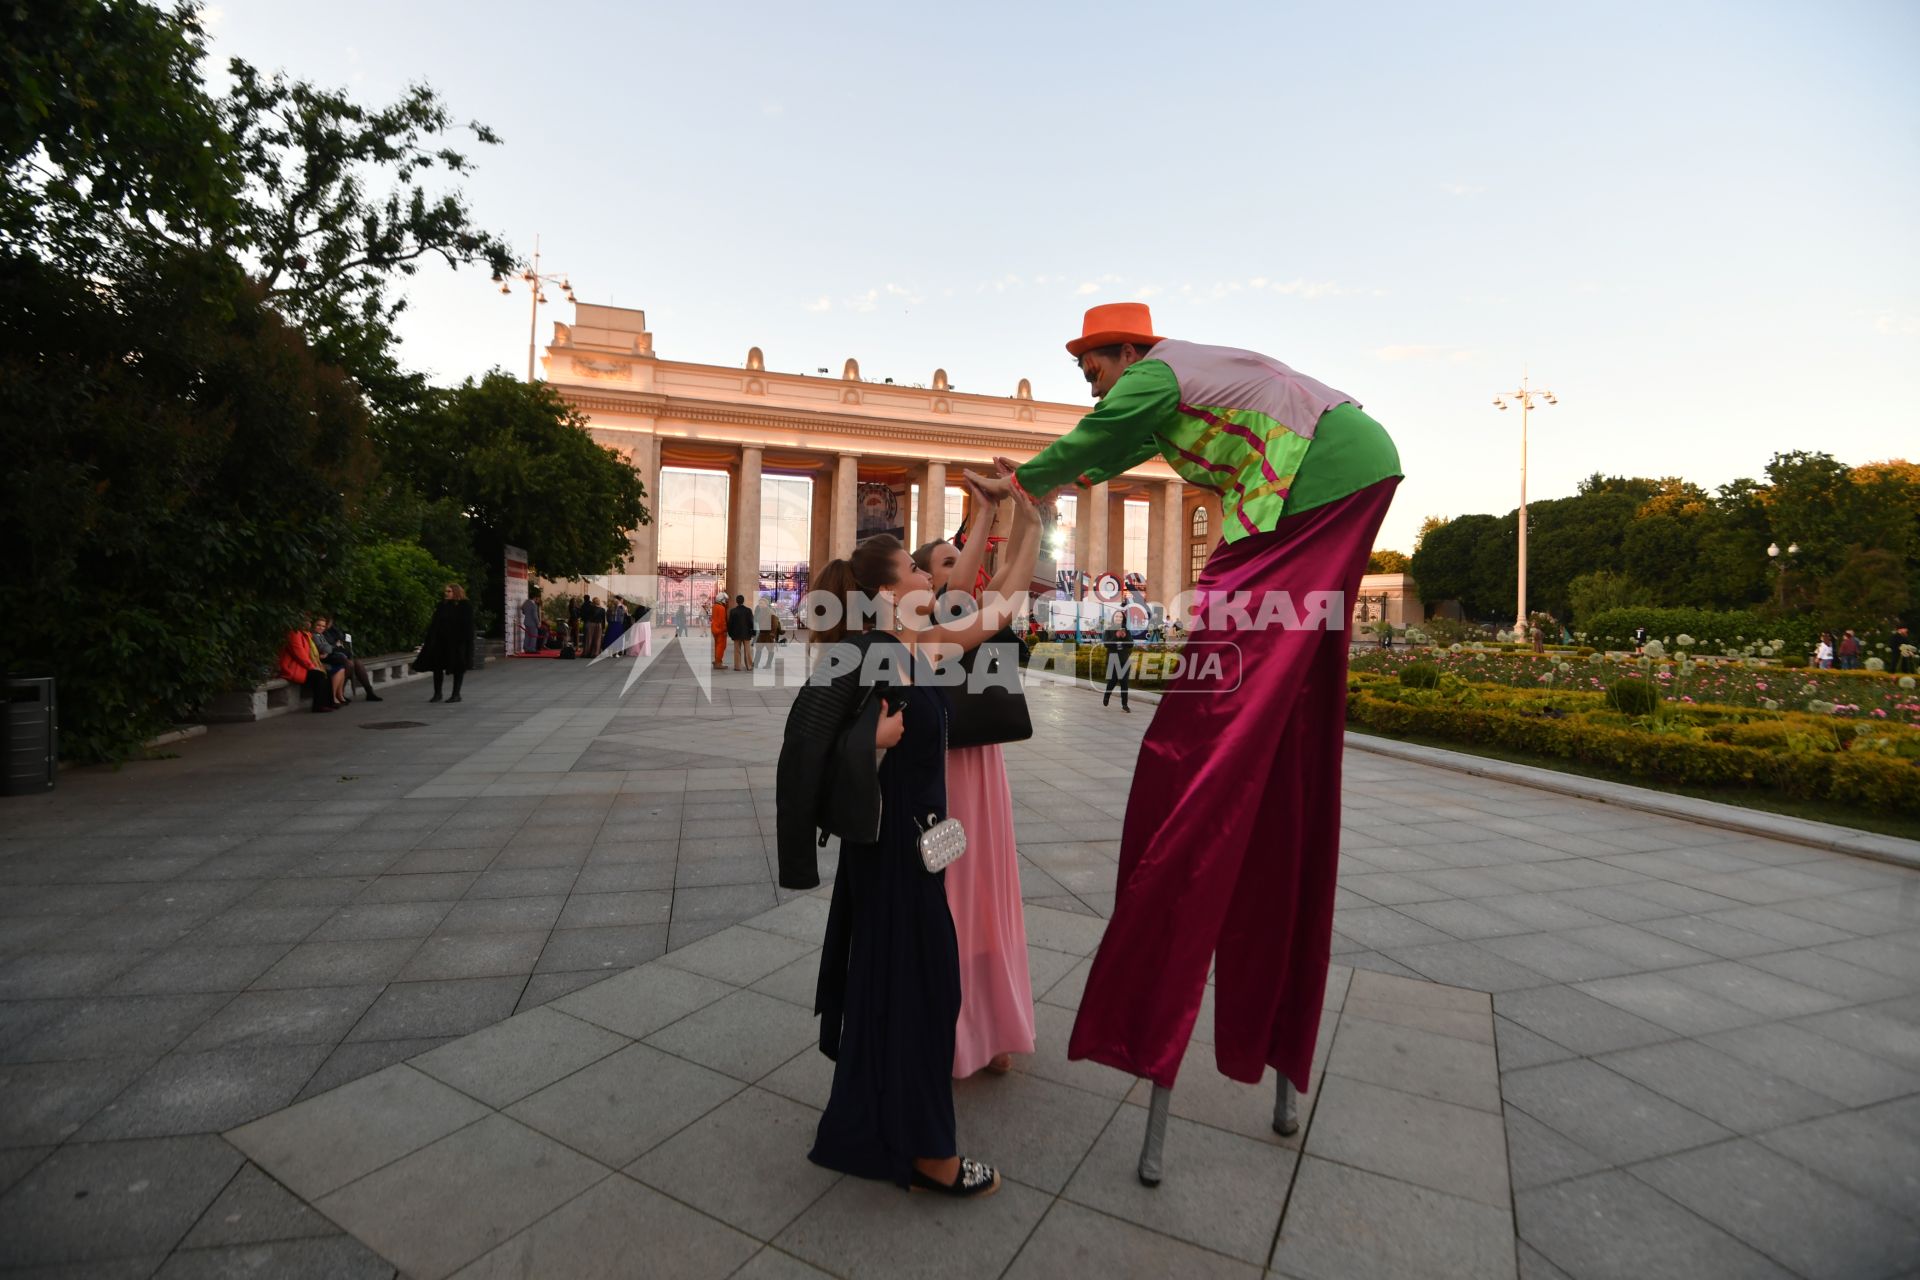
[417,583,475,703]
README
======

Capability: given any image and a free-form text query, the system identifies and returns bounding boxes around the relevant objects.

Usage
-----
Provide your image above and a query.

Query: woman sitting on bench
[278,616,345,713]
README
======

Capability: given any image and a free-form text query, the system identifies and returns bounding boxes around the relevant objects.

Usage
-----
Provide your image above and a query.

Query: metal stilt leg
[1137,1083,1172,1187]
[1273,1076,1299,1136]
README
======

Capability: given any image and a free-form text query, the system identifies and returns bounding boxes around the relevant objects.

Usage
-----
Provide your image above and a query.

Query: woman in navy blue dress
[795,521,1032,1199]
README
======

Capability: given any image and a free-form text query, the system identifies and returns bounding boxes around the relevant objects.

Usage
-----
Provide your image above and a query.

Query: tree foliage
[1411,455,1919,631]
[0,0,611,760]
[0,250,372,759]
[391,372,652,618]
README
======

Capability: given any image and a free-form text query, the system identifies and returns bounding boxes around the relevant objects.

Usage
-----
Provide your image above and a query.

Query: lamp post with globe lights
[495,234,575,381]
[1493,375,1557,637]
[1768,541,1799,610]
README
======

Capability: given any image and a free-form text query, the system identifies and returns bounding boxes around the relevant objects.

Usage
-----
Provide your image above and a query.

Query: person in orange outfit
[709,590,729,668]
[278,615,344,712]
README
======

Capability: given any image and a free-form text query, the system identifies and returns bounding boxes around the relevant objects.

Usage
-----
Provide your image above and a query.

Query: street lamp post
[1492,375,1558,637]
[1767,541,1799,609]
[495,234,575,381]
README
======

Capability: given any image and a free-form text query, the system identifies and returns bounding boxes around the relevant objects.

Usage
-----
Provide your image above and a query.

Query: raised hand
[964,470,1013,502]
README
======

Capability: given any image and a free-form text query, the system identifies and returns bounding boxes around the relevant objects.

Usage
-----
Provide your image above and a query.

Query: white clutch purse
[917,813,968,873]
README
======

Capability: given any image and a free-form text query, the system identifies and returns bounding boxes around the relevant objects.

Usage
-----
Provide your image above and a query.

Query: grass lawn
[1347,724,1920,844]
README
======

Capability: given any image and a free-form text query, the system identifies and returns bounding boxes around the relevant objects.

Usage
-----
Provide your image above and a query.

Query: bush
[1606,678,1661,717]
[1400,661,1441,689]
[1582,607,1822,658]
[334,540,459,657]
[1419,616,1492,646]
[1345,688,1920,814]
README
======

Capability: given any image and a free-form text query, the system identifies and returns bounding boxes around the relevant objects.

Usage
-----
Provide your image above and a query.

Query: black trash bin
[4,677,57,794]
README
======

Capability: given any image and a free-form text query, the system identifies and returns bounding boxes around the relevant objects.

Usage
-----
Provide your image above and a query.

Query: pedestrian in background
[417,584,475,703]
[1102,615,1136,712]
[710,592,729,668]
[728,594,755,669]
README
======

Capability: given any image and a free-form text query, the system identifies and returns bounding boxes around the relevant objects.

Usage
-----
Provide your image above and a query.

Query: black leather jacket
[775,634,899,889]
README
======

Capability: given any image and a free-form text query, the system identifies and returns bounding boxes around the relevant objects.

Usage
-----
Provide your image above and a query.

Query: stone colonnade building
[542,303,1225,620]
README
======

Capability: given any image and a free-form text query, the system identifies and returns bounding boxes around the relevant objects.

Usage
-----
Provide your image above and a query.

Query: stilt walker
[1006,303,1402,1185]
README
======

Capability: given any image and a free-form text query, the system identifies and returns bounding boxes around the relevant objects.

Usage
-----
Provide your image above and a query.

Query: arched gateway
[541,302,1221,619]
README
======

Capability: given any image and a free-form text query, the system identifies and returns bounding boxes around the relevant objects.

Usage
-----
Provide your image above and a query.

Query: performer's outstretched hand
[964,470,1013,502]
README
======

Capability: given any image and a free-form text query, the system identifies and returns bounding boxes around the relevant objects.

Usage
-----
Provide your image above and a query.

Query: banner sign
[504,545,530,649]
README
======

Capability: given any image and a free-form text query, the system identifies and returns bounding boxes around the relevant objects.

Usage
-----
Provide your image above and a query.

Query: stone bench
[201,651,471,723]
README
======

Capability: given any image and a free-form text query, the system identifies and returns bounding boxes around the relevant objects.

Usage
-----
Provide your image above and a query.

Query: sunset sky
[199,0,1920,554]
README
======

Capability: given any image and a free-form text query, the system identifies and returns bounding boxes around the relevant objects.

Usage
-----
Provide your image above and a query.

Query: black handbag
[945,627,1032,749]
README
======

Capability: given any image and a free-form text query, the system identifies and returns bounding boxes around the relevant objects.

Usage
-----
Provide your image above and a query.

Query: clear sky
[198,0,1919,555]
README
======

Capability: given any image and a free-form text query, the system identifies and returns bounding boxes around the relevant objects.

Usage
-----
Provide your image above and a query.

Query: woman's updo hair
[910,540,948,576]
[809,534,903,644]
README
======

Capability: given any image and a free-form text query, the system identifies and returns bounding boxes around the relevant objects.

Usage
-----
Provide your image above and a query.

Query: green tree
[0,249,372,759]
[1367,549,1410,574]
[1567,570,1650,627]
[1817,547,1911,631]
[393,373,651,626]
[1410,513,1505,617]
[217,62,514,408]
[1,0,235,266]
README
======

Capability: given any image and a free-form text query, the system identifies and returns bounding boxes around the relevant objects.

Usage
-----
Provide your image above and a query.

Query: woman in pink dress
[914,474,1041,1077]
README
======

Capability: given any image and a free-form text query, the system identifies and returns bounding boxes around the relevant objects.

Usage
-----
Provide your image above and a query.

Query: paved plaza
[1,638,1918,1278]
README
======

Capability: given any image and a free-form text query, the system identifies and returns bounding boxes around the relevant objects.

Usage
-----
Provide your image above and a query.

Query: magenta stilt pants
[1067,478,1397,1090]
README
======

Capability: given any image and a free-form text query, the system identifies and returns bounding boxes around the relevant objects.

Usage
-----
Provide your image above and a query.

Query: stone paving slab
[225,909,1513,1278]
[2,640,1917,1276]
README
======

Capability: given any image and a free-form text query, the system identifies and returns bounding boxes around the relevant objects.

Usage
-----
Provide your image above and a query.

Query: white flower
[1675,633,1695,647]
[1899,676,1916,690]
[1808,700,1835,715]
[1761,698,1780,711]
[1642,640,1666,658]
[1865,657,1885,672]
[1449,643,1463,654]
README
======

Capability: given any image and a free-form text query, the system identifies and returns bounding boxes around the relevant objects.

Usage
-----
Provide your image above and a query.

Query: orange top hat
[1066,301,1163,357]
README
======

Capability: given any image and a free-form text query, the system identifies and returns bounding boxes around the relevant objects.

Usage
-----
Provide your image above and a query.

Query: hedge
[1346,686,1920,814]
[1581,608,1823,658]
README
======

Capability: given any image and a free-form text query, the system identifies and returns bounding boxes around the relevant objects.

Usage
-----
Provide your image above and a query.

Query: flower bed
[1345,673,1920,814]
[1349,647,1920,722]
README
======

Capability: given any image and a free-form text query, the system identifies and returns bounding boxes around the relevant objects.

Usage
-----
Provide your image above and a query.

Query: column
[832,453,860,555]
[626,431,660,583]
[919,461,946,547]
[1157,479,1185,600]
[1081,482,1110,579]
[1146,483,1167,597]
[728,445,763,602]
[810,465,833,585]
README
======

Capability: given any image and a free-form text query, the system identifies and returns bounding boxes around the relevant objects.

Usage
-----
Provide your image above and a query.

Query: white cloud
[1075,281,1100,295]
[199,4,226,28]
[803,296,832,313]
[1134,285,1162,300]
[1268,278,1349,300]
[762,101,786,117]
[1374,344,1478,363]
[1442,182,1484,197]
[1874,313,1918,336]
